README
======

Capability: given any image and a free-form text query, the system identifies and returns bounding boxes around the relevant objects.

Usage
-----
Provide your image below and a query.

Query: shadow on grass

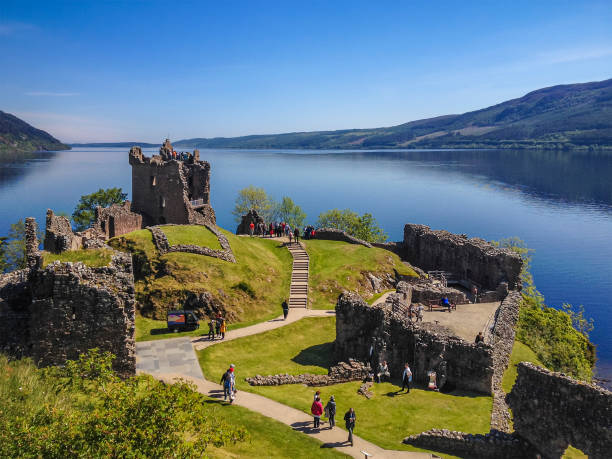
[292,342,335,369]
[151,327,173,335]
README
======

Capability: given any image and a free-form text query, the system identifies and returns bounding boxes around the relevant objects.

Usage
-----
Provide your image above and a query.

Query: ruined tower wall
[402,223,522,291]
[508,362,612,459]
[95,201,142,238]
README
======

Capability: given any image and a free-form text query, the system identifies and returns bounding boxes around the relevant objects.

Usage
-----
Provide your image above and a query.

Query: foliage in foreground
[0,349,247,458]
[493,237,595,380]
[316,208,388,243]
[72,187,127,231]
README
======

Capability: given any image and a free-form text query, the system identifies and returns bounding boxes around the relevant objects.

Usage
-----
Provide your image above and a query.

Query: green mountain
[0,111,69,154]
[174,78,612,150]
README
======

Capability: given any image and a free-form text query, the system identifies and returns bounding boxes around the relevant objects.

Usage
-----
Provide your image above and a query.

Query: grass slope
[304,239,418,309]
[110,228,293,333]
[42,248,114,267]
[161,224,222,250]
[198,317,491,457]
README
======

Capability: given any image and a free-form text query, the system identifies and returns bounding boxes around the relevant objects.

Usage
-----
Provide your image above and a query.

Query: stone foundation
[508,362,612,458]
[148,224,236,263]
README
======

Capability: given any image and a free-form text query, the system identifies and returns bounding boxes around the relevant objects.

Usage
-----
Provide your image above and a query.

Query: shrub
[233,280,256,298]
[316,208,388,243]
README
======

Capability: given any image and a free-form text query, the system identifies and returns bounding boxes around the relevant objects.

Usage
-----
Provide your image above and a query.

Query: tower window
[150,176,156,187]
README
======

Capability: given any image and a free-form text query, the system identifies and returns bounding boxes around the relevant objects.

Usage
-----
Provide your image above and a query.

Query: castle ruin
[129,139,215,227]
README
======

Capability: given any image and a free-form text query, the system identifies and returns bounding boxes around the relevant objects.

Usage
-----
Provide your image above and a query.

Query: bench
[427,299,456,312]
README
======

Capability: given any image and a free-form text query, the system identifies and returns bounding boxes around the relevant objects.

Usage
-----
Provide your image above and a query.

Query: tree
[72,187,127,231]
[316,208,387,243]
[275,196,306,229]
[232,186,274,223]
[1,220,44,273]
[0,237,8,272]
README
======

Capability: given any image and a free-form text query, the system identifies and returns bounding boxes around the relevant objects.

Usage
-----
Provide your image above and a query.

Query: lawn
[303,240,418,309]
[110,228,293,326]
[161,224,222,250]
[42,248,113,267]
[207,401,348,458]
[198,317,492,457]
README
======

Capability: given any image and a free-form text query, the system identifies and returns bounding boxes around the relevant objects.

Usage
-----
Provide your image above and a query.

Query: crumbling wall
[335,292,494,394]
[314,228,372,247]
[129,144,215,227]
[95,201,142,238]
[236,209,265,235]
[0,218,136,376]
[402,223,522,291]
[44,209,81,253]
[508,362,612,459]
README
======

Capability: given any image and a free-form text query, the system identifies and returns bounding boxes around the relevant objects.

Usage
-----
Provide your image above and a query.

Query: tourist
[408,304,414,322]
[344,408,356,446]
[220,365,234,402]
[249,221,255,236]
[288,230,293,243]
[441,296,451,312]
[325,395,336,429]
[416,304,424,322]
[294,227,300,244]
[376,360,390,383]
[314,390,321,401]
[208,318,215,340]
[475,332,484,344]
[270,222,274,238]
[471,285,479,303]
[285,223,291,237]
[282,298,289,320]
[311,396,323,429]
[220,319,227,339]
[215,313,223,337]
[401,363,412,393]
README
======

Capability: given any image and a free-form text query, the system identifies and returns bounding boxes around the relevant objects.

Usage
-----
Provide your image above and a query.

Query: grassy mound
[161,224,222,249]
[198,317,491,456]
[110,228,293,327]
[303,239,418,309]
[42,248,114,267]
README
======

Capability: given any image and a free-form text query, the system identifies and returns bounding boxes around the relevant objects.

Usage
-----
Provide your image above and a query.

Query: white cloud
[25,91,80,97]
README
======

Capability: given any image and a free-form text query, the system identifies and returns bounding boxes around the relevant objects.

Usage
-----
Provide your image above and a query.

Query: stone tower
[128,140,216,226]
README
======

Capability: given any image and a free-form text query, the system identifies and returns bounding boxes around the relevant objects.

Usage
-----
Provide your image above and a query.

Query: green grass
[161,224,222,250]
[207,401,348,458]
[366,289,394,305]
[501,340,543,393]
[42,248,113,267]
[198,317,492,456]
[303,239,419,309]
[110,228,293,325]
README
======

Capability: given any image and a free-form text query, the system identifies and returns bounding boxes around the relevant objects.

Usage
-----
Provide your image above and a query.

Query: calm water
[1,147,611,385]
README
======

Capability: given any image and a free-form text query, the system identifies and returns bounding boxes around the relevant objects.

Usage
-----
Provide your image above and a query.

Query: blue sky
[1,0,611,143]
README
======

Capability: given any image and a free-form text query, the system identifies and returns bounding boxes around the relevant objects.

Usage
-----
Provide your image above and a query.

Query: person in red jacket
[249,221,255,237]
[311,397,323,429]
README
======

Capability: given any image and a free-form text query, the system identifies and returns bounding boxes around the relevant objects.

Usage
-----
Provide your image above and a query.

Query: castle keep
[129,139,215,227]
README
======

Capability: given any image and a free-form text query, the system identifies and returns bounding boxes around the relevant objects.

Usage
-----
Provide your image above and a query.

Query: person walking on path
[208,318,215,340]
[294,227,300,244]
[282,299,289,320]
[249,221,255,237]
[288,231,293,243]
[220,365,234,402]
[401,363,412,393]
[311,397,323,429]
[344,408,356,446]
[220,319,227,339]
[325,395,336,429]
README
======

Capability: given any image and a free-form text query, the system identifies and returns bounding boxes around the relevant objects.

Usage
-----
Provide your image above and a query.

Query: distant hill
[0,111,69,154]
[173,78,612,150]
[70,142,160,148]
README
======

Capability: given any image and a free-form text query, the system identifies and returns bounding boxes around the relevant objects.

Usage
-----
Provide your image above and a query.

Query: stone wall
[246,359,371,387]
[335,292,495,394]
[508,362,612,458]
[148,225,236,263]
[129,143,215,227]
[401,223,522,292]
[95,201,142,238]
[314,228,372,247]
[403,429,538,458]
[0,218,136,376]
[44,209,81,253]
[236,209,265,235]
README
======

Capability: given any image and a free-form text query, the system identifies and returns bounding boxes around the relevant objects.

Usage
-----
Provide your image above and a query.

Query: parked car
[167,310,200,332]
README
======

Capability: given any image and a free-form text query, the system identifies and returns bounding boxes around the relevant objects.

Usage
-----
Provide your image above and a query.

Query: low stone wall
[246,359,371,387]
[148,224,236,263]
[487,291,521,432]
[335,292,495,394]
[401,223,522,292]
[314,228,372,248]
[410,282,468,305]
[403,429,538,458]
[508,362,612,458]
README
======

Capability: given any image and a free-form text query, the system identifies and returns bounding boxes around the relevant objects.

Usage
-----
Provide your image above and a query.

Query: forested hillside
[0,111,69,154]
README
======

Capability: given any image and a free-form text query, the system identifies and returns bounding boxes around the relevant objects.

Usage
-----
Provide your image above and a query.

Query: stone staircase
[287,242,309,308]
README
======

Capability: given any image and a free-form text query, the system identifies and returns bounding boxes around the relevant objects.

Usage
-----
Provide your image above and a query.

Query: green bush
[316,208,388,243]
[232,280,257,298]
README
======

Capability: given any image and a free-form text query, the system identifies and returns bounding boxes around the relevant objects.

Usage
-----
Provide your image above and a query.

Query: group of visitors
[247,220,304,245]
[407,303,424,322]
[167,150,193,161]
[220,364,237,403]
[310,391,356,446]
[374,361,413,393]
[302,225,316,240]
[207,314,227,340]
